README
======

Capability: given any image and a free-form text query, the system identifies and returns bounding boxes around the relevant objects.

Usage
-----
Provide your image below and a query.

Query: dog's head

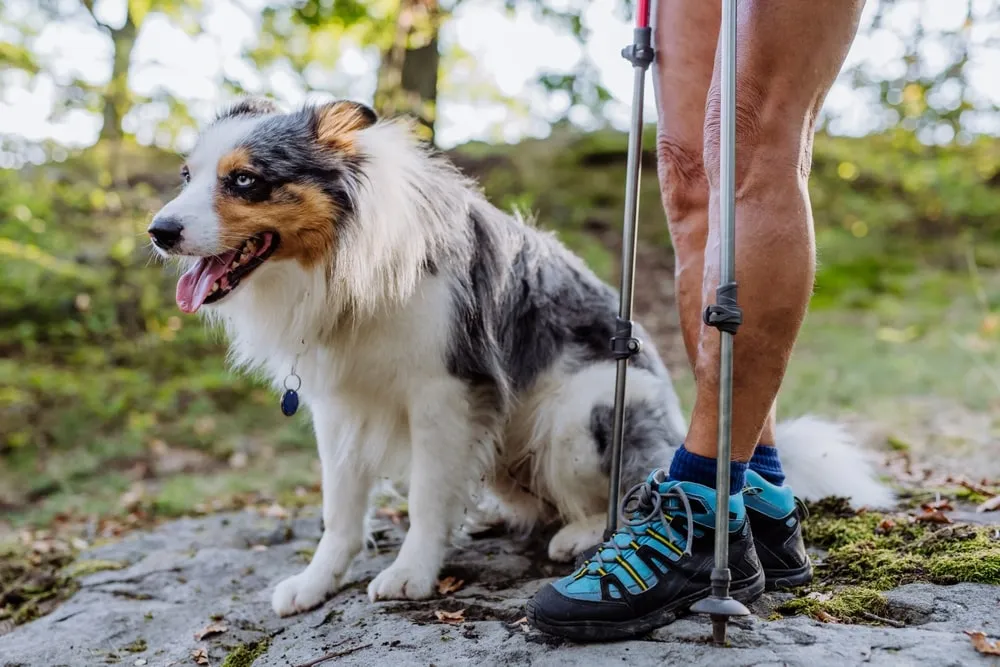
[148,97,377,314]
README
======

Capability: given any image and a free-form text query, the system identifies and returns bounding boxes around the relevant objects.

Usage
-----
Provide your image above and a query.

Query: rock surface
[2,509,999,667]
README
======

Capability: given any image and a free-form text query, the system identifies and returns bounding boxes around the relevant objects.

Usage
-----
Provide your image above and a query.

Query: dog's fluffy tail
[775,415,895,509]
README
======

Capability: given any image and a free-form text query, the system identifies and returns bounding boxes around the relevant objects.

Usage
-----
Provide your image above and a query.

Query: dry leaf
[876,518,896,534]
[977,495,1000,513]
[193,622,228,640]
[120,483,146,512]
[262,503,288,520]
[375,507,408,525]
[434,609,466,624]
[965,631,1000,656]
[815,610,838,623]
[921,498,954,512]
[191,648,209,665]
[437,576,465,595]
[806,591,832,602]
[914,509,952,524]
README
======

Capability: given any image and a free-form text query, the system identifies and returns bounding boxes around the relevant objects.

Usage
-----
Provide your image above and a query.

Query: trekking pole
[605,0,655,540]
[689,0,751,646]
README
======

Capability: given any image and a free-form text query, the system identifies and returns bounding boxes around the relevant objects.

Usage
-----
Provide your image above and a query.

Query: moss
[63,559,126,578]
[122,638,147,653]
[776,498,1000,624]
[778,587,889,624]
[220,639,270,667]
[0,540,79,626]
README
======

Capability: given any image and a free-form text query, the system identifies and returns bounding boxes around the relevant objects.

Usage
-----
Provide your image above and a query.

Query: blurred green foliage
[1,125,999,524]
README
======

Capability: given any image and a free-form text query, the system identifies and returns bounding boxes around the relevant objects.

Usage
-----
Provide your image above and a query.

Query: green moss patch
[777,497,1000,624]
[0,540,79,626]
[220,638,270,667]
[0,540,129,629]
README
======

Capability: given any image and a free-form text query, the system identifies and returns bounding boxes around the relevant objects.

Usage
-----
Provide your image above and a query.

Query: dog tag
[281,389,299,417]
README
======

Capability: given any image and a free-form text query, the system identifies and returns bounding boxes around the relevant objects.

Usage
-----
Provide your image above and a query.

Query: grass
[668,268,1000,423]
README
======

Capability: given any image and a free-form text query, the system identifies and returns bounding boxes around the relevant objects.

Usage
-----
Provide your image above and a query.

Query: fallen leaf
[815,610,838,623]
[914,509,952,524]
[437,576,465,595]
[965,631,1000,656]
[191,647,209,665]
[120,483,146,512]
[977,495,1000,513]
[876,518,896,534]
[375,507,408,525]
[262,503,288,520]
[921,498,954,512]
[193,622,228,640]
[806,591,832,602]
[434,609,466,624]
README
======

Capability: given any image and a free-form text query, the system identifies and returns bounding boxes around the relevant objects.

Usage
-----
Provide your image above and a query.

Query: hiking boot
[742,470,813,590]
[526,469,765,642]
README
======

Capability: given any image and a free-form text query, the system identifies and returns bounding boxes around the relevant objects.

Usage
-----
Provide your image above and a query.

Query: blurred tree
[242,0,606,144]
[835,0,1000,143]
[0,0,203,143]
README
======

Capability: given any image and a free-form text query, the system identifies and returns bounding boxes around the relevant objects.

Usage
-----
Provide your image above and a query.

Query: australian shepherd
[148,97,893,617]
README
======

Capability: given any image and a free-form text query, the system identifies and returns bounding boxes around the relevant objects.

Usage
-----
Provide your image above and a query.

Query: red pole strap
[636,0,651,28]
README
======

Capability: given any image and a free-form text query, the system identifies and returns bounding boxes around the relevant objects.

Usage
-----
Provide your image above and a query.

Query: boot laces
[588,475,696,573]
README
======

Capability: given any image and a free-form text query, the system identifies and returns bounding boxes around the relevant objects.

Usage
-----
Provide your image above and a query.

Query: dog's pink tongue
[176,251,236,313]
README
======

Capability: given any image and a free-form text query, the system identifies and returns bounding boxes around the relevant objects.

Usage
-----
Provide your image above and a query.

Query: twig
[861,612,905,628]
[292,643,373,667]
[959,479,998,498]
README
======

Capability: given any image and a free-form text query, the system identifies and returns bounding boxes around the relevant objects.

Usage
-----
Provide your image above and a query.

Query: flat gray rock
[2,510,999,667]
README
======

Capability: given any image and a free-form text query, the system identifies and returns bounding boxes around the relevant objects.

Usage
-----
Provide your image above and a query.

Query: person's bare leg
[651,0,718,370]
[653,0,781,450]
[685,0,867,462]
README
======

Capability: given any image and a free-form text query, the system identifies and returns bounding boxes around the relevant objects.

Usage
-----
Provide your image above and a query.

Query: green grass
[667,268,1000,424]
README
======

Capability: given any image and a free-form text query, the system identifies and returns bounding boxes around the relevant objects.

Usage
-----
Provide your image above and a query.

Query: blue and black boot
[742,470,813,590]
[526,469,765,642]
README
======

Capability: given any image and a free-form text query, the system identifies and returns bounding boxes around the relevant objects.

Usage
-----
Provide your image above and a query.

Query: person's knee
[655,132,709,228]
[702,75,810,193]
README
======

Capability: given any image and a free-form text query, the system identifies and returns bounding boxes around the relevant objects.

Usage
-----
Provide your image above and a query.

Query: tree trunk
[100,9,137,142]
[375,0,441,144]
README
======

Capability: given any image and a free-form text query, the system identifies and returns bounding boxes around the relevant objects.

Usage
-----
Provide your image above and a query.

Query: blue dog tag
[281,389,299,416]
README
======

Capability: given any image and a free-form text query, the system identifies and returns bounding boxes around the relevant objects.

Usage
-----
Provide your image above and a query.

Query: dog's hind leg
[272,408,372,617]
[530,362,683,563]
[367,377,480,601]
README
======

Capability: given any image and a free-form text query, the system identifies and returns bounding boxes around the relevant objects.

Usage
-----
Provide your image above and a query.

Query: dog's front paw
[272,569,339,617]
[367,562,437,601]
[548,518,604,563]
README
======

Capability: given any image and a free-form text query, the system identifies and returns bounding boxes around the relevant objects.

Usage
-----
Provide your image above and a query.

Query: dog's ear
[217,96,280,122]
[313,100,378,151]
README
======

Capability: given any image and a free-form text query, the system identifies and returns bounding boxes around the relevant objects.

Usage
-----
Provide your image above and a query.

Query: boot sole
[525,569,765,643]
[763,561,813,591]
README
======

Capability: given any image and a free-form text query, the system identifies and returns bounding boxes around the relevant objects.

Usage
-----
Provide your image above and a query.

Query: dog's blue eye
[234,173,256,188]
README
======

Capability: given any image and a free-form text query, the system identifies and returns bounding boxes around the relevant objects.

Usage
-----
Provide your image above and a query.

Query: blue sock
[748,443,785,486]
[668,444,747,496]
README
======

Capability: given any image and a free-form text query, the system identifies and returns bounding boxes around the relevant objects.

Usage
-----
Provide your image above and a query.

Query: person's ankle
[668,444,747,496]
[748,443,785,486]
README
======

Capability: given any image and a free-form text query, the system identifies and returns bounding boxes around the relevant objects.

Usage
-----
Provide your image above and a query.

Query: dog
[148,97,893,617]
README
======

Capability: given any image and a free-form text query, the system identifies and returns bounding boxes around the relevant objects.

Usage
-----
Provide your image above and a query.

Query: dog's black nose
[148,217,184,250]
